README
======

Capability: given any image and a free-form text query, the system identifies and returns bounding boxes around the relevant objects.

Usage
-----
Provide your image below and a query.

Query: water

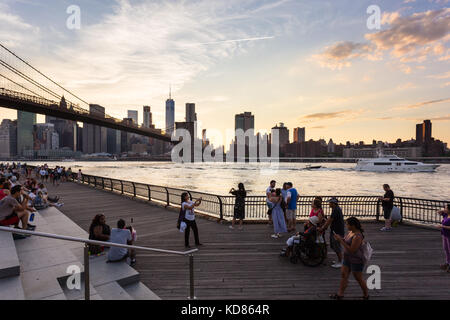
[27,161,450,201]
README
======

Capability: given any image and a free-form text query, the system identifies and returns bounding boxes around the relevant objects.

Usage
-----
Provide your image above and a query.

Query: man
[285,182,300,232]
[318,197,345,268]
[379,184,394,231]
[0,185,34,231]
[266,180,276,226]
[107,219,136,265]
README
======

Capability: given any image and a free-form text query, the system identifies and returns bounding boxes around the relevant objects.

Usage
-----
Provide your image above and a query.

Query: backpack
[361,240,373,265]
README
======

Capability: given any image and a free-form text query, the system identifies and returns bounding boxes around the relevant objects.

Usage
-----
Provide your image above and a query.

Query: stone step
[0,276,25,300]
[0,231,20,279]
[94,281,134,300]
[121,281,161,300]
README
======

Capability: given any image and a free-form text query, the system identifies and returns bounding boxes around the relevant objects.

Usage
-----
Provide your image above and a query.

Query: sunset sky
[0,0,449,147]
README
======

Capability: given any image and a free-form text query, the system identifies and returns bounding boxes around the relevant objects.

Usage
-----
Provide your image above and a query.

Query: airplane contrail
[197,36,275,45]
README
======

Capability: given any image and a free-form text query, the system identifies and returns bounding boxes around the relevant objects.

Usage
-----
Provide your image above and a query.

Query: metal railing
[70,173,448,225]
[0,226,198,300]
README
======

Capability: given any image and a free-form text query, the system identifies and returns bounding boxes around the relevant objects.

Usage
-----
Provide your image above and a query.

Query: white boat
[355,154,439,172]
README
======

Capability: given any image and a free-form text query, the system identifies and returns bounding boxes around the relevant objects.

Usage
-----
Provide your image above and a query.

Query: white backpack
[361,241,373,265]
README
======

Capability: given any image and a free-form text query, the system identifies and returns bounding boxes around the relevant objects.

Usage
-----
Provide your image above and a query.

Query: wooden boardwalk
[44,181,450,300]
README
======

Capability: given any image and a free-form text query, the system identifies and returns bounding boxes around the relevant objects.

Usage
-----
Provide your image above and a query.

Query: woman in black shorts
[229,183,247,230]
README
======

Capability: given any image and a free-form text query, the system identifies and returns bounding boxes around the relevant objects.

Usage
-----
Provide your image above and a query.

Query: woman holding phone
[181,192,203,248]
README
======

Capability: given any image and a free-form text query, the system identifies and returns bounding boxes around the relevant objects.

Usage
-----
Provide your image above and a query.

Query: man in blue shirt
[285,182,299,232]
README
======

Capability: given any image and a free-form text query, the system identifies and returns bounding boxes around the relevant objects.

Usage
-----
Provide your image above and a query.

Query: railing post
[217,196,223,221]
[165,188,170,207]
[399,197,403,223]
[110,179,113,191]
[84,244,90,300]
[188,254,195,300]
[376,199,381,221]
[102,177,105,190]
[94,176,97,188]
[132,182,136,197]
[120,181,124,194]
[147,185,151,201]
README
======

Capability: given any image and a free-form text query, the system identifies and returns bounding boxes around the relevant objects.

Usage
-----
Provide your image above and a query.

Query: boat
[355,153,439,172]
[305,165,322,170]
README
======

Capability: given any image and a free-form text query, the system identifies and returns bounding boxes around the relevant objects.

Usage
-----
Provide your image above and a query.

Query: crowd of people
[0,163,65,237]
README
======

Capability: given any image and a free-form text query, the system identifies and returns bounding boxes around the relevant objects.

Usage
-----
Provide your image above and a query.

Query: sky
[0,0,449,148]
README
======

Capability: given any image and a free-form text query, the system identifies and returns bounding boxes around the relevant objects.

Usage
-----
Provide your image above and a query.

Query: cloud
[311,41,374,70]
[313,8,450,70]
[427,71,450,79]
[395,97,450,110]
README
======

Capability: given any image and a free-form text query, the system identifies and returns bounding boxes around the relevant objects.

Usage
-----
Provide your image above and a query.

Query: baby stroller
[289,232,327,267]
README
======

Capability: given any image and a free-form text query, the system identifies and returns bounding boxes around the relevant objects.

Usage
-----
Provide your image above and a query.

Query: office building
[127,110,138,125]
[17,111,37,157]
[34,123,59,151]
[143,106,153,128]
[165,89,175,134]
[293,127,306,143]
[186,103,197,123]
[107,128,121,155]
[271,123,289,147]
[0,119,17,159]
[235,112,255,132]
[83,104,107,154]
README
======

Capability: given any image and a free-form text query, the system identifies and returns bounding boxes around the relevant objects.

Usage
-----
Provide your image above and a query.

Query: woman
[229,183,247,230]
[379,184,394,231]
[330,217,369,300]
[181,192,203,248]
[269,188,287,239]
[438,204,450,272]
[88,214,111,255]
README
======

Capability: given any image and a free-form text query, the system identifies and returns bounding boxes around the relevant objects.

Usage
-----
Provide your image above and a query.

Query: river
[26,161,450,201]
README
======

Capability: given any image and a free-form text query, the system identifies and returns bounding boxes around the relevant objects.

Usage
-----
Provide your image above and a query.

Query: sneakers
[380,227,392,232]
[130,258,136,265]
[331,262,343,268]
[271,234,279,239]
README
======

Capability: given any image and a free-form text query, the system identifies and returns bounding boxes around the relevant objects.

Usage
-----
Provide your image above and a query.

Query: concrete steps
[0,205,160,300]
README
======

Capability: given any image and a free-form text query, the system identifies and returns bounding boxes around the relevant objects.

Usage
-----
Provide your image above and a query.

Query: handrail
[0,226,198,256]
[0,226,198,300]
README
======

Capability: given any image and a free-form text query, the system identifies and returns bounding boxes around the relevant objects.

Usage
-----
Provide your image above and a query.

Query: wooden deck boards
[44,181,450,300]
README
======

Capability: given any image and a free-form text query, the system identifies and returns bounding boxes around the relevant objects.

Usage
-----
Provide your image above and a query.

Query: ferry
[355,154,439,172]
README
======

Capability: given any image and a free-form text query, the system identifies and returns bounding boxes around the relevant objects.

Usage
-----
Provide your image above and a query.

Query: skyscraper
[17,111,36,156]
[416,120,432,145]
[127,110,138,125]
[0,119,17,159]
[186,103,197,122]
[83,105,107,154]
[165,88,175,134]
[293,127,305,143]
[271,123,289,147]
[143,106,152,128]
[235,112,254,132]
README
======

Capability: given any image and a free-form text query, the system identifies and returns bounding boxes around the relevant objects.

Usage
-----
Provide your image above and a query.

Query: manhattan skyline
[0,0,449,148]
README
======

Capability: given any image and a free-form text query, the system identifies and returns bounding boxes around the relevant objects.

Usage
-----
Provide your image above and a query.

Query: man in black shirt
[379,184,394,231]
[318,197,345,268]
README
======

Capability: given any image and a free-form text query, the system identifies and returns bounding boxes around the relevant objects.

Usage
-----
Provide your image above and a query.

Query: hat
[328,197,339,204]
[309,216,320,226]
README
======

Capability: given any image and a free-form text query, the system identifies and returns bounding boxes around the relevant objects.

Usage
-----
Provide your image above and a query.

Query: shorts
[0,213,19,226]
[286,209,296,220]
[343,259,364,272]
[383,207,392,220]
[330,233,342,254]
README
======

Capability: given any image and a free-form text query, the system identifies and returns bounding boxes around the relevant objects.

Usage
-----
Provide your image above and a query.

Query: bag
[361,241,373,265]
[177,208,186,230]
[179,222,187,233]
[390,206,401,221]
